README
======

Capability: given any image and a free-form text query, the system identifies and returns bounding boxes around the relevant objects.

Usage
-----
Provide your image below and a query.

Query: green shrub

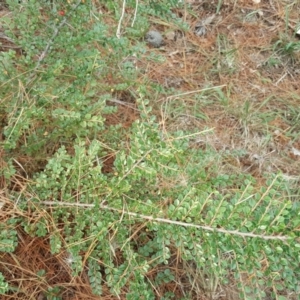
[1,1,299,299]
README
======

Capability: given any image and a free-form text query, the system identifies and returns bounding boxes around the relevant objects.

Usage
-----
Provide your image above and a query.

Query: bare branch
[116,0,126,39]
[42,200,289,241]
[34,0,82,70]
[131,0,138,27]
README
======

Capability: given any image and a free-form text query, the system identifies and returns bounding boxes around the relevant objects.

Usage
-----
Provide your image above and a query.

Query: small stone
[145,30,164,48]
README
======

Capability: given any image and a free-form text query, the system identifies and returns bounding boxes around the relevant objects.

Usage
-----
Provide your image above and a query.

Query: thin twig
[116,0,126,38]
[0,33,21,47]
[34,0,82,70]
[275,72,287,86]
[107,98,139,111]
[158,85,227,102]
[41,200,290,241]
[131,0,138,27]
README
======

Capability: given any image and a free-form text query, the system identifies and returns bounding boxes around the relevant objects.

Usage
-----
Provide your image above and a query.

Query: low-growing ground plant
[1,1,299,299]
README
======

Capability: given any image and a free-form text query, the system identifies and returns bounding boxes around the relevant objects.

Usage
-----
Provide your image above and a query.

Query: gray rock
[145,30,164,48]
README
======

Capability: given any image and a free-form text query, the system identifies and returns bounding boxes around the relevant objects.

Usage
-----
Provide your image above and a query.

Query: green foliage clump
[0,224,18,253]
[0,272,9,295]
